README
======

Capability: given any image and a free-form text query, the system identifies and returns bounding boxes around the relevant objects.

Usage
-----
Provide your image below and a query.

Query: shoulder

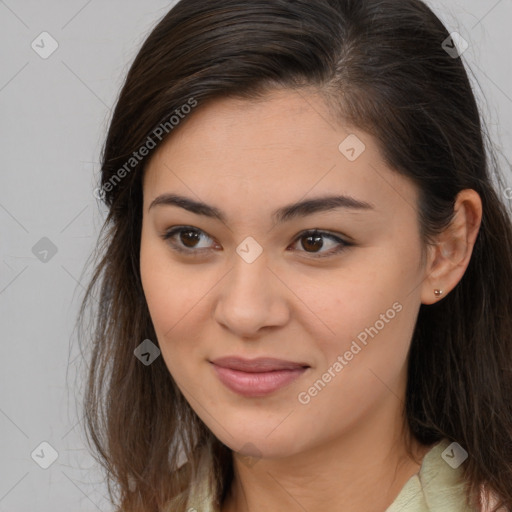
[164,441,219,512]
[386,439,480,511]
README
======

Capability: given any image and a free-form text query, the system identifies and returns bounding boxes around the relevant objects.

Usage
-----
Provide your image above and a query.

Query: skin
[139,88,482,512]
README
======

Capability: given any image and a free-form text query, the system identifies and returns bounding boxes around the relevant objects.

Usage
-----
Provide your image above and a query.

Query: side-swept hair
[77,1,512,510]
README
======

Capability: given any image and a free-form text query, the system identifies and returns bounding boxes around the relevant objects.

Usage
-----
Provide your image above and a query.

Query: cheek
[140,232,203,331]
[140,239,198,360]
[293,290,416,442]
[290,247,421,392]
[289,251,415,345]
[141,270,199,385]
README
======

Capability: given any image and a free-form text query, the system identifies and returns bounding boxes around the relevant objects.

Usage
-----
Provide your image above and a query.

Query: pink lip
[210,357,309,397]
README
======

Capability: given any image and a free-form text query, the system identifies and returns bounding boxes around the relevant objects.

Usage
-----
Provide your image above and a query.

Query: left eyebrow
[148,193,375,224]
[272,195,375,224]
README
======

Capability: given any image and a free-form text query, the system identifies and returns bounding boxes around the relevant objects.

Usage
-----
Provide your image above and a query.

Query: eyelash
[160,226,352,259]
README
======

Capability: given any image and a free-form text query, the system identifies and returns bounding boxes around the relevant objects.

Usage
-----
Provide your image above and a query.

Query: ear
[420,189,483,305]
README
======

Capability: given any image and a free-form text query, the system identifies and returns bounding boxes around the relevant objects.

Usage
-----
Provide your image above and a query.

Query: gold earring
[434,289,443,298]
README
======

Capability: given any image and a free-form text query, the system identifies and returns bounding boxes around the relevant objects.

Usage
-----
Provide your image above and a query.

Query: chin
[207,421,307,460]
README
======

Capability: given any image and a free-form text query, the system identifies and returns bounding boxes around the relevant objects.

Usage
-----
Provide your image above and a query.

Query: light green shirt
[385,438,476,511]
[169,438,481,511]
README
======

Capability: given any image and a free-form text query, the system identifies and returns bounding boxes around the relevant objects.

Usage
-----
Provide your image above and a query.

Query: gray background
[1,1,511,510]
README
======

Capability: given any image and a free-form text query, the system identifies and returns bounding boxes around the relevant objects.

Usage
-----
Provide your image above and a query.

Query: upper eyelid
[163,225,345,239]
[163,226,215,246]
[162,226,349,250]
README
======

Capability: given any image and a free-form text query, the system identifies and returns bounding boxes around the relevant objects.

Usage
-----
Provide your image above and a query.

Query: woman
[78,0,512,510]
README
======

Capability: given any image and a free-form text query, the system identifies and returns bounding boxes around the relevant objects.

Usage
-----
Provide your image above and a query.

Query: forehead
[142,89,419,221]
[152,88,342,159]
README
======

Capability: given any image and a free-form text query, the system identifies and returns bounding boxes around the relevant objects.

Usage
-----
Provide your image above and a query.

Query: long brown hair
[77,0,512,510]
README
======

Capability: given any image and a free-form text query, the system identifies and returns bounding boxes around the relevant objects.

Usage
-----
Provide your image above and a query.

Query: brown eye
[300,233,325,252]
[179,229,201,248]
[162,226,217,255]
[290,229,351,258]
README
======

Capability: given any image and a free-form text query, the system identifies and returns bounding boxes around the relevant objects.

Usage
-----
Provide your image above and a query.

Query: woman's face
[140,88,430,459]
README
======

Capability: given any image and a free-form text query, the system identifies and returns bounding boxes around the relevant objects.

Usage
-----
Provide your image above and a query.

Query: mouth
[210,356,310,397]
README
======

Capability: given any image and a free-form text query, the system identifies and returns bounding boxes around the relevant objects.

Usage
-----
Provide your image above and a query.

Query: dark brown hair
[77,0,512,510]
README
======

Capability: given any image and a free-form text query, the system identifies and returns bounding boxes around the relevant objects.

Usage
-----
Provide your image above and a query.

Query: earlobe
[433,289,443,299]
[420,189,483,305]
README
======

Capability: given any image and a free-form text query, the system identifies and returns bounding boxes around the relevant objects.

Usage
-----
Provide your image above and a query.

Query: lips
[210,356,310,397]
[211,356,309,372]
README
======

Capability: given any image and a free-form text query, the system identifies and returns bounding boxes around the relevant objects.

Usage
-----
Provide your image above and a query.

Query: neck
[221,395,432,512]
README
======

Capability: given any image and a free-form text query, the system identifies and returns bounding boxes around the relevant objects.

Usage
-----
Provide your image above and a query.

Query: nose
[213,251,290,338]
